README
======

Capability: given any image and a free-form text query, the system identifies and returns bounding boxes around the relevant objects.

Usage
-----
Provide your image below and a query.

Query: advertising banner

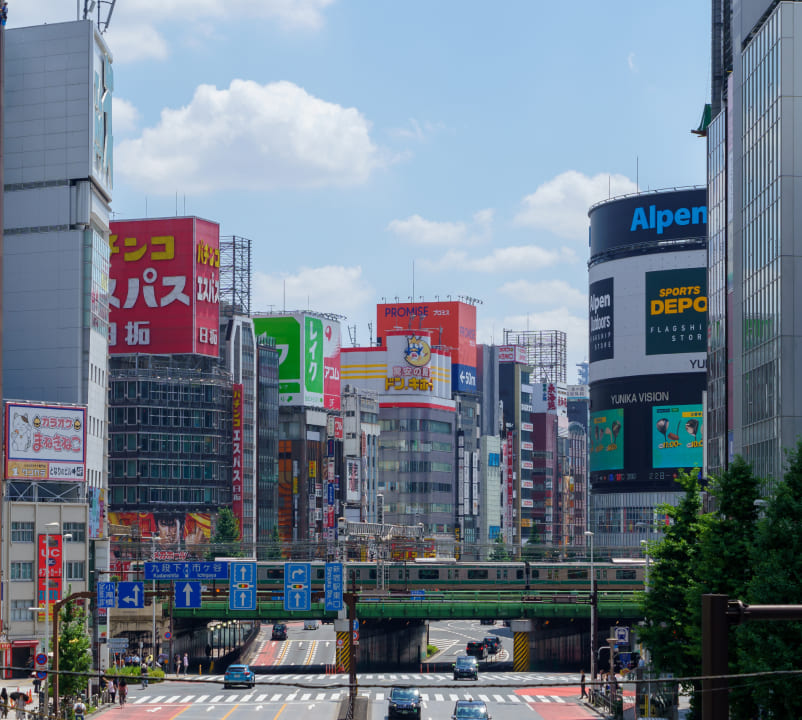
[232,383,244,539]
[108,512,211,556]
[589,277,614,362]
[109,217,220,356]
[6,402,87,481]
[652,404,704,468]
[498,345,527,364]
[376,301,477,393]
[645,267,707,355]
[37,534,63,620]
[346,458,360,503]
[88,487,106,540]
[589,409,624,472]
[323,321,342,410]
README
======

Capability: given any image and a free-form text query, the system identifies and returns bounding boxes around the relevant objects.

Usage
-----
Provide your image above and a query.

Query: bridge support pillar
[334,619,351,674]
[511,619,532,672]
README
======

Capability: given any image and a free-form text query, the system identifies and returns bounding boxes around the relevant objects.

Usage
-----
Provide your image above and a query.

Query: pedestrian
[0,688,8,719]
[183,653,189,675]
[108,678,116,705]
[118,676,127,707]
[141,661,149,688]
[73,695,86,720]
[580,669,587,698]
[174,654,180,675]
[14,695,24,720]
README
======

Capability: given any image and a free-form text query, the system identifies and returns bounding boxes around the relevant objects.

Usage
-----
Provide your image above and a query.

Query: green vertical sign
[253,316,301,404]
[305,315,324,398]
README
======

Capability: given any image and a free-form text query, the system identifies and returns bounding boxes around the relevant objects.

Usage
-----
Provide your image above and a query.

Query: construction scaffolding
[219,235,252,316]
[502,329,567,383]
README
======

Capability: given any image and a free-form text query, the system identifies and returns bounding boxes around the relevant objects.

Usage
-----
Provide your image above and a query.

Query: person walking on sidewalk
[174,654,181,676]
[580,669,587,699]
[183,653,189,676]
[0,688,8,719]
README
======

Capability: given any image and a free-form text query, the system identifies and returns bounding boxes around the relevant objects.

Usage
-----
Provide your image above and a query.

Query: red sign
[232,384,244,539]
[334,417,343,439]
[109,217,220,356]
[376,301,477,371]
[37,534,63,617]
[323,321,341,410]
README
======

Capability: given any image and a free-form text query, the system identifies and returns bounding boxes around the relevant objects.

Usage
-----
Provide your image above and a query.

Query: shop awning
[11,640,38,648]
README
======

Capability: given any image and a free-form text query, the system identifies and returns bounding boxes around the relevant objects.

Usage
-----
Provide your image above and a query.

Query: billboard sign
[108,512,211,557]
[652,404,704,468]
[346,458,360,503]
[645,268,707,355]
[6,402,87,481]
[37,534,63,620]
[376,301,477,393]
[498,345,527,364]
[232,384,244,539]
[253,314,339,408]
[589,277,614,362]
[589,409,624,472]
[109,217,220,356]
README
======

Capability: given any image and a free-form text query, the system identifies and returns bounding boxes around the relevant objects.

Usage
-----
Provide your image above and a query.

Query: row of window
[109,486,222,505]
[378,461,453,473]
[109,460,223,481]
[111,380,224,405]
[378,439,453,453]
[10,522,86,543]
[109,406,226,430]
[10,561,85,580]
[379,418,452,434]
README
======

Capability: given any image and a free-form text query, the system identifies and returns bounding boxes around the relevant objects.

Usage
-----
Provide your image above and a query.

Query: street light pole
[585,530,595,686]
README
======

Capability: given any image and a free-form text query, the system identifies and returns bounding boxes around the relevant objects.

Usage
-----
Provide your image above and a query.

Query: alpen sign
[589,277,614,362]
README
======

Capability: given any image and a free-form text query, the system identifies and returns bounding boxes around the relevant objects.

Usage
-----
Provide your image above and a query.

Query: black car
[483,636,501,654]
[453,655,479,680]
[388,686,422,720]
[466,641,487,659]
[452,700,490,720]
[271,623,288,640]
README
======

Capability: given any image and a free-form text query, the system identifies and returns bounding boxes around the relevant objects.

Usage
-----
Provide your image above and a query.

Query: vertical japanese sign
[323,321,341,410]
[37,534,63,620]
[504,434,514,544]
[108,217,220,356]
[232,384,244,539]
[305,315,324,398]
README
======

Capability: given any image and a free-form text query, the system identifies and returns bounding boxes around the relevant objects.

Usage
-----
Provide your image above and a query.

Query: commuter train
[254,559,645,593]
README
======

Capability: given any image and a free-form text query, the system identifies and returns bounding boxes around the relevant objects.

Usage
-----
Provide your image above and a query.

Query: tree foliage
[58,600,92,699]
[207,508,242,558]
[489,535,511,561]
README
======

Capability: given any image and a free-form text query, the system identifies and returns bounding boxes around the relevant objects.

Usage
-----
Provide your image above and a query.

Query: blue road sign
[229,561,257,611]
[174,581,201,609]
[284,562,311,611]
[117,581,144,608]
[145,561,229,581]
[97,582,116,609]
[324,562,343,612]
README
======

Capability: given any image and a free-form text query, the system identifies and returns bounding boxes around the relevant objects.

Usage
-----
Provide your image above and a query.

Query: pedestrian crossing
[129,688,573,705]
[190,672,575,684]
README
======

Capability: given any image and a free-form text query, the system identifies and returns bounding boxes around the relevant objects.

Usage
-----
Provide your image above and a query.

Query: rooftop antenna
[368,322,374,346]
[412,260,415,302]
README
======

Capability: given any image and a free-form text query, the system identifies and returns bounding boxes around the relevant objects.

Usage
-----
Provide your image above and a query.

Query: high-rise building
[707,0,802,489]
[2,19,112,665]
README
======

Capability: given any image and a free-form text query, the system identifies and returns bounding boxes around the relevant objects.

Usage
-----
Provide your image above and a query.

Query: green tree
[637,470,704,686]
[207,508,242,558]
[58,599,92,699]
[489,535,510,561]
[737,441,802,717]
[263,527,282,559]
[685,457,761,720]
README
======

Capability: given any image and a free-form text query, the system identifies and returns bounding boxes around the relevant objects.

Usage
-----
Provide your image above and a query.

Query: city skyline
[10,1,710,375]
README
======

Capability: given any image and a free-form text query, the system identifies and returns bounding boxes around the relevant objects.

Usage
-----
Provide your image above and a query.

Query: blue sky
[14,1,710,380]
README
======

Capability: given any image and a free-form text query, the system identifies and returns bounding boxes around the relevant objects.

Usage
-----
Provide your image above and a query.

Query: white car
[303,620,320,630]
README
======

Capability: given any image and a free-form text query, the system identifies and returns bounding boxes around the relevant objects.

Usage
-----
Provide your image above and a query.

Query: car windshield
[228,666,247,672]
[391,688,419,701]
[456,657,477,667]
[455,704,488,719]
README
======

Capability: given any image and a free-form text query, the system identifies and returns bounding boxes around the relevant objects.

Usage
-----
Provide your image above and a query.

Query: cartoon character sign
[404,336,431,367]
[10,412,32,452]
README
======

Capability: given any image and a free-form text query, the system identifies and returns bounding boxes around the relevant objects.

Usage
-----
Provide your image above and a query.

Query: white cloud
[387,209,493,247]
[498,279,587,309]
[628,52,637,72]
[514,170,638,241]
[252,265,374,320]
[387,119,446,142]
[421,244,575,274]
[104,24,170,63]
[115,79,384,195]
[112,97,142,136]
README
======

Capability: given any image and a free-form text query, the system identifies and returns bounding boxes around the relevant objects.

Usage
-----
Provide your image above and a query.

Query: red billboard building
[376,301,477,393]
[109,217,220,356]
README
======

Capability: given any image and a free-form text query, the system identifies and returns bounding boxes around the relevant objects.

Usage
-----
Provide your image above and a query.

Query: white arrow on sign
[181,583,194,605]
[238,591,248,606]
[291,567,305,580]
[122,585,140,606]
[238,565,250,581]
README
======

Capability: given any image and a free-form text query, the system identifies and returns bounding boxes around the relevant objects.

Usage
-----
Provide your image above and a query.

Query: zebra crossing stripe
[133,697,149,704]
[148,696,165,704]
[165,696,181,703]
[255,695,267,702]
[270,694,282,702]
[180,696,194,703]
[210,695,223,702]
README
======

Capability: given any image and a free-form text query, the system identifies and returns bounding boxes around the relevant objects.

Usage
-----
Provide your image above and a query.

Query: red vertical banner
[37,534,63,620]
[232,384,244,539]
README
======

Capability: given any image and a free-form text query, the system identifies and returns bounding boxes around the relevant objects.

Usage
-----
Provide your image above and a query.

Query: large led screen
[589,408,624,472]
[652,404,704,469]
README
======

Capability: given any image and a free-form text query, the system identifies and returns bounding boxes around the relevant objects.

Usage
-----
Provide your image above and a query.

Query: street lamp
[585,530,595,686]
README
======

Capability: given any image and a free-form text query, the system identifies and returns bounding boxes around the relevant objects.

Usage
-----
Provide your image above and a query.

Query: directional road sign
[145,561,229,581]
[174,581,201,609]
[284,562,311,611]
[97,582,116,609]
[117,582,144,608]
[229,561,257,611]
[324,562,343,612]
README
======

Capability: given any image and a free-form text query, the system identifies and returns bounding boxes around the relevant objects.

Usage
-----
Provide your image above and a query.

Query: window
[10,562,33,580]
[10,599,34,622]
[11,522,34,543]
[63,523,86,542]
[65,562,85,580]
